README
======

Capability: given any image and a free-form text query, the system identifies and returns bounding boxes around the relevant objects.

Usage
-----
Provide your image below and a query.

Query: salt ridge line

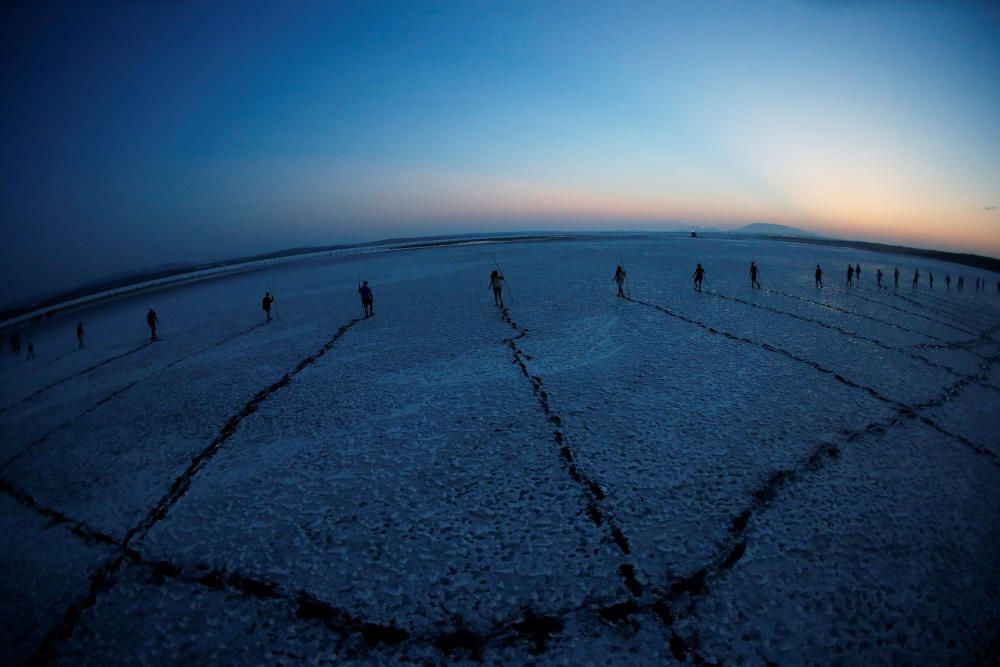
[765,288,1000,360]
[0,348,78,386]
[7,313,991,662]
[533,294,1000,662]
[9,286,994,651]
[890,289,998,329]
[533,340,1000,662]
[849,279,995,322]
[760,287,947,343]
[827,287,979,335]
[5,309,663,663]
[497,304,720,665]
[652,349,1000,660]
[625,296,999,468]
[978,382,1000,396]
[10,359,994,663]
[27,317,362,665]
[0,340,154,416]
[0,472,615,661]
[854,285,995,331]
[909,324,999,356]
[0,478,119,551]
[887,291,999,332]
[627,296,894,406]
[884,282,1000,322]
[496,305,642,594]
[1,322,268,474]
[704,289,964,377]
[135,557,586,659]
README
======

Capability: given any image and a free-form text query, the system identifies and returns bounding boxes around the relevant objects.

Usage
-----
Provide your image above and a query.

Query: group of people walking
[3,259,999,362]
[836,262,989,291]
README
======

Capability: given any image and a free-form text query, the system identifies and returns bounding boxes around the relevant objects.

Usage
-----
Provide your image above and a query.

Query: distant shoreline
[760,235,1000,273]
[2,231,997,330]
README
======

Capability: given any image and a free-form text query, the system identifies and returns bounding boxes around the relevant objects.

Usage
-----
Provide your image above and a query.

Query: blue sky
[1,1,998,304]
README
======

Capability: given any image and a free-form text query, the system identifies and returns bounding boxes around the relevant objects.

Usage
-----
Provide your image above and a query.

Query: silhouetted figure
[894,267,899,288]
[77,322,85,349]
[815,265,823,288]
[489,270,505,306]
[358,281,375,317]
[876,269,883,288]
[750,261,761,289]
[692,263,705,291]
[613,265,627,298]
[929,273,934,289]
[846,265,854,287]
[912,270,919,288]
[958,276,964,291]
[946,274,951,290]
[855,264,861,283]
[262,292,275,322]
[26,337,35,360]
[147,308,159,341]
[976,277,982,292]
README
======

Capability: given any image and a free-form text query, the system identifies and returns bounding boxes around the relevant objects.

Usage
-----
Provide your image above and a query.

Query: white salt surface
[1,236,998,665]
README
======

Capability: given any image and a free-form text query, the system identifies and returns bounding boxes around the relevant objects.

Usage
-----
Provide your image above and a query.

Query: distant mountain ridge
[732,223,819,237]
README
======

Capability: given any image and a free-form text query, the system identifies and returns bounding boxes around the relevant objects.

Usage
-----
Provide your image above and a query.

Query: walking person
[815,264,824,288]
[912,270,920,288]
[692,263,706,292]
[613,265,627,298]
[855,264,861,284]
[894,267,900,288]
[262,291,275,322]
[489,270,505,306]
[929,273,934,289]
[958,276,964,291]
[846,264,854,287]
[147,308,159,341]
[876,268,883,288]
[750,261,761,289]
[76,322,85,349]
[946,275,951,290]
[358,281,375,317]
[26,337,35,360]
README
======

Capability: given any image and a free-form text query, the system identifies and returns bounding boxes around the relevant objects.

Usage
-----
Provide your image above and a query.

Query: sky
[1,0,999,306]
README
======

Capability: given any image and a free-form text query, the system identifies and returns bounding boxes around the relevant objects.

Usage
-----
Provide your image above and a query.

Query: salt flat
[1,236,998,665]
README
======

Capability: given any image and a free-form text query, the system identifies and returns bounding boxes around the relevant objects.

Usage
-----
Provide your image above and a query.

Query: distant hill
[733,223,819,238]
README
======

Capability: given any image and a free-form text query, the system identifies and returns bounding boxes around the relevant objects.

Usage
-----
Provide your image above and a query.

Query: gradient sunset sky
[1,1,999,304]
